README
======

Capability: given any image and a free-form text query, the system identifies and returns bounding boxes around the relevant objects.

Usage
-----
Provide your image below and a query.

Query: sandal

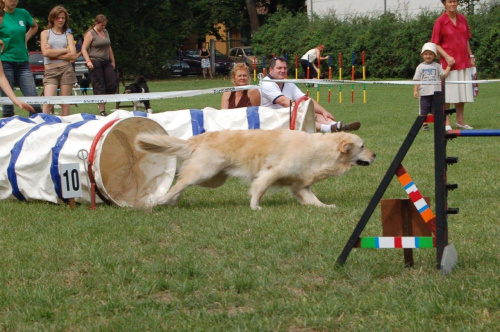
[456,123,473,130]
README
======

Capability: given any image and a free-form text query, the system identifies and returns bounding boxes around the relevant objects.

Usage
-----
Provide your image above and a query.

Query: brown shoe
[332,121,361,132]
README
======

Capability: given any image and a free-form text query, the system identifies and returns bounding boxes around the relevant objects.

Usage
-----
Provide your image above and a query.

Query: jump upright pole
[316,55,321,102]
[339,53,343,104]
[351,52,355,103]
[295,54,298,79]
[433,90,459,272]
[328,54,332,103]
[362,51,367,104]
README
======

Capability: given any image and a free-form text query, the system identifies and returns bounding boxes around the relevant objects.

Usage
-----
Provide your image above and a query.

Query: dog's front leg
[291,186,336,208]
[250,169,281,210]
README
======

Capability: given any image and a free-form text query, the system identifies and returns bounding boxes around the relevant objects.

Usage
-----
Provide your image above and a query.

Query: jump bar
[447,129,500,137]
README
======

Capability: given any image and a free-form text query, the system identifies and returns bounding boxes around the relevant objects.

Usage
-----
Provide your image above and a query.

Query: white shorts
[201,58,210,69]
[445,68,474,104]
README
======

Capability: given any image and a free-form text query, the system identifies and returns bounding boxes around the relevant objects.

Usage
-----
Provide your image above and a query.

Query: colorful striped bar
[395,165,436,233]
[447,129,500,137]
[358,237,435,249]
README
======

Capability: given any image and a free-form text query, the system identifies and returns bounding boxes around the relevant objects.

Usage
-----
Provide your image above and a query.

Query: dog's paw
[251,205,262,211]
[135,199,155,212]
[324,203,337,209]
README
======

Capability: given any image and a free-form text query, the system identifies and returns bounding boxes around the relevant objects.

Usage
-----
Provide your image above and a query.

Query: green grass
[2,78,500,330]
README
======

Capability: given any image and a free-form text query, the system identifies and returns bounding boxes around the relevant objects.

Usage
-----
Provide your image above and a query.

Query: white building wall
[307,0,490,18]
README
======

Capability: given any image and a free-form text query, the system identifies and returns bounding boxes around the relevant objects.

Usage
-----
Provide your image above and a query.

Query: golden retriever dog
[135,129,375,210]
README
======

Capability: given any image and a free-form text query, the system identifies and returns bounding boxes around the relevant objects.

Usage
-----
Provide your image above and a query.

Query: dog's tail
[135,134,192,159]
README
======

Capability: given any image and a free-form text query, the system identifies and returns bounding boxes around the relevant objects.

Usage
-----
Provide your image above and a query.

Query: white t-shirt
[301,48,317,63]
[260,76,305,109]
[413,62,445,96]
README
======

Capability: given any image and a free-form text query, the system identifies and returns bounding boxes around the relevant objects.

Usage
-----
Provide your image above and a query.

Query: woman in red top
[431,0,476,130]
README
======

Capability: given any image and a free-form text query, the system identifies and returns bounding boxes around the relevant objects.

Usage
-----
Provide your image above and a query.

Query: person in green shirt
[0,0,41,117]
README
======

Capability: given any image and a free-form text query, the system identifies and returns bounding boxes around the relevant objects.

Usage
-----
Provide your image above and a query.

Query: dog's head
[337,133,376,166]
[124,82,140,94]
[134,75,147,84]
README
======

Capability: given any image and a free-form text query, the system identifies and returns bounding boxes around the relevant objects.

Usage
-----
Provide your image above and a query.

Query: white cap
[421,42,437,56]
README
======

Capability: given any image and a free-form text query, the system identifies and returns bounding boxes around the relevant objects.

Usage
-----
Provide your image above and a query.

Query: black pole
[433,91,447,268]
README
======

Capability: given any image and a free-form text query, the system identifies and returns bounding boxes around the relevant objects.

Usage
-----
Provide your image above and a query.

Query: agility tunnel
[0,101,315,208]
[0,115,175,207]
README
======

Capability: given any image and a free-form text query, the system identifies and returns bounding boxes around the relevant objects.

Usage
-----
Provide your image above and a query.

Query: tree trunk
[246,0,260,37]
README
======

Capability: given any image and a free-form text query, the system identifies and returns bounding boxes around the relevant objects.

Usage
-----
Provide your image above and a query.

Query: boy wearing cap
[413,42,451,130]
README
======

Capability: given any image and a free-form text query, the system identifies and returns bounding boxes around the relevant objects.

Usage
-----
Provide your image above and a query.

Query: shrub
[253,2,500,79]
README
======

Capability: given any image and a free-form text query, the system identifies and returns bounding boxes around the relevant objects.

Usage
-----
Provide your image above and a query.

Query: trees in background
[25,0,263,78]
[253,2,500,79]
[21,0,498,79]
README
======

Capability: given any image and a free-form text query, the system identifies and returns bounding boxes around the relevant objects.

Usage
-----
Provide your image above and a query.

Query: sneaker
[332,121,361,132]
[456,123,474,130]
[445,125,452,131]
[100,111,107,116]
[422,123,430,131]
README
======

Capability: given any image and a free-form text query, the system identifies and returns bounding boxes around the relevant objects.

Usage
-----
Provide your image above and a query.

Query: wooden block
[381,198,432,237]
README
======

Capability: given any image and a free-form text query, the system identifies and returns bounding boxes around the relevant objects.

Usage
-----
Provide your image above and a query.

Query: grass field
[1,78,499,330]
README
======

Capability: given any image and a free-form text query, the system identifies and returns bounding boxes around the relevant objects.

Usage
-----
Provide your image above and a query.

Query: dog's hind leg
[290,186,336,208]
[249,169,282,210]
[159,177,192,206]
[160,156,227,206]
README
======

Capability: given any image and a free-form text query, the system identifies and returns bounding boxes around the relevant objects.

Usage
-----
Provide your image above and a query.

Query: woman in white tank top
[40,6,78,116]
[300,45,330,79]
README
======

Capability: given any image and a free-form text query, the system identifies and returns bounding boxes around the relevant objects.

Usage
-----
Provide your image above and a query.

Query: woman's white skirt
[445,68,474,104]
[201,58,211,69]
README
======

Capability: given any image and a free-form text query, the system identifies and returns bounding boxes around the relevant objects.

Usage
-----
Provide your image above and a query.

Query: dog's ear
[339,139,353,153]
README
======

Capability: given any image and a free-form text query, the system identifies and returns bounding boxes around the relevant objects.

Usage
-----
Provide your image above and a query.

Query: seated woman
[221,63,260,109]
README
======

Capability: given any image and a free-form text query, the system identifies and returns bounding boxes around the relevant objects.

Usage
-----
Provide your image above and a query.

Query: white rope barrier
[263,78,500,86]
[2,78,498,105]
[2,85,259,105]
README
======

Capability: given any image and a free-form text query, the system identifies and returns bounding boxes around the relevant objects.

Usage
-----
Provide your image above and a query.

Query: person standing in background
[40,6,78,116]
[81,14,118,116]
[0,0,42,117]
[199,42,213,79]
[431,0,475,131]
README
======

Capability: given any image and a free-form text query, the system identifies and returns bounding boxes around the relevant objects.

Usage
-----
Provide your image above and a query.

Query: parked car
[74,55,89,79]
[28,51,44,85]
[228,46,261,65]
[163,58,192,76]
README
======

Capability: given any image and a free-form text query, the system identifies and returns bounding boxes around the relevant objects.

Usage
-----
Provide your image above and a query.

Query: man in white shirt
[261,57,360,132]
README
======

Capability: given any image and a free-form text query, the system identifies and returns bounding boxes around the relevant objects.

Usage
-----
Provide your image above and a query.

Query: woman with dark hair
[0,0,41,117]
[40,6,78,116]
[81,14,118,116]
[431,0,475,130]
[199,42,213,79]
